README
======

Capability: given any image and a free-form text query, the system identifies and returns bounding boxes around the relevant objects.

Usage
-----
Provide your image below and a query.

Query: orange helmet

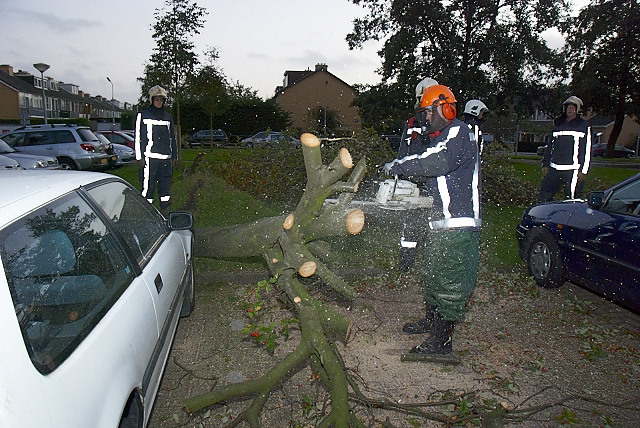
[419,84,457,120]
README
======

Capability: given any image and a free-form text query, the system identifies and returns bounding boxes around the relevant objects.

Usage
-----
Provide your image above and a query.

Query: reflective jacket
[542,115,592,174]
[389,118,481,231]
[135,105,177,161]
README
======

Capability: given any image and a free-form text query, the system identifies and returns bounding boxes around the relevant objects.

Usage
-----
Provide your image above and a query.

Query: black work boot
[402,304,436,334]
[398,247,417,272]
[409,314,455,355]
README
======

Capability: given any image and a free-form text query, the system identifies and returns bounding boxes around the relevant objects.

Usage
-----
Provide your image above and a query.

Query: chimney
[315,63,328,72]
[0,64,14,76]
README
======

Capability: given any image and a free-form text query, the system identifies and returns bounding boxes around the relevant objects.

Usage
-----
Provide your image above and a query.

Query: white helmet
[415,77,439,101]
[464,100,489,117]
[563,95,583,113]
[149,85,168,99]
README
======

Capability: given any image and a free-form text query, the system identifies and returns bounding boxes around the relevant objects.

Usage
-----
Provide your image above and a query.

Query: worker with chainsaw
[383,84,481,355]
[395,77,439,271]
[538,95,592,203]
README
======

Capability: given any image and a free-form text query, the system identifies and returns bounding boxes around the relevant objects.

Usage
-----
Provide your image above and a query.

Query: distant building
[274,64,361,136]
[0,64,131,131]
[588,114,640,150]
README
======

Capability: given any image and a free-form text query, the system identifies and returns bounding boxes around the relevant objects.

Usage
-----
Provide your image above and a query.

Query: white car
[0,170,194,428]
[0,154,20,170]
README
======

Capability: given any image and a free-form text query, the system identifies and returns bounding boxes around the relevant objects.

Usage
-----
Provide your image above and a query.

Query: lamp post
[106,77,115,129]
[33,63,50,124]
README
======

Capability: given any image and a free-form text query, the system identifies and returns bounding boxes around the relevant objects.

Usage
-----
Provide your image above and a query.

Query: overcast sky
[0,0,588,105]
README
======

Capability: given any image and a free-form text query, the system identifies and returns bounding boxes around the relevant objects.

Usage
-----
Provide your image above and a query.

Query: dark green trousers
[421,229,480,321]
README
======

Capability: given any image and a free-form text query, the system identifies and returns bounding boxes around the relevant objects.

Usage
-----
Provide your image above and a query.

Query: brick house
[274,64,361,136]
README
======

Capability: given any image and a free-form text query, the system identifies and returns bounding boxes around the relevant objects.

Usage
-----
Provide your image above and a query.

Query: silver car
[95,133,135,168]
[0,154,20,170]
[0,124,114,170]
[0,138,61,170]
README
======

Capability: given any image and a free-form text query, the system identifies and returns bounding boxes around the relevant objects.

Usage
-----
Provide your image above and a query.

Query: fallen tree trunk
[185,133,367,426]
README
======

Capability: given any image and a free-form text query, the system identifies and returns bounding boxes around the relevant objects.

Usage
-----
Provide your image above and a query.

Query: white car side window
[0,191,136,373]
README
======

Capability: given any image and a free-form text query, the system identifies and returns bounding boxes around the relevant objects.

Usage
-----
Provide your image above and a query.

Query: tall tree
[347,0,569,120]
[186,47,229,141]
[140,0,208,142]
[564,0,640,155]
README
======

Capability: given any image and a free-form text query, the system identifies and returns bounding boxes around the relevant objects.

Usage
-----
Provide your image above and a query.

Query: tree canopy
[138,0,207,107]
[347,0,571,128]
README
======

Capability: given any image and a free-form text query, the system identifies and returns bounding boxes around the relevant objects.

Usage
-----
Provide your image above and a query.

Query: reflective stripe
[569,169,579,198]
[134,113,143,160]
[146,152,171,160]
[141,160,151,198]
[429,217,482,230]
[582,126,592,174]
[160,195,171,202]
[400,238,417,248]
[550,162,578,171]
[437,175,451,219]
[472,155,481,220]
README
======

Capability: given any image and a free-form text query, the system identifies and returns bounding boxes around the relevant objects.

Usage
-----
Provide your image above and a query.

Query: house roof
[0,67,122,113]
[275,64,354,96]
[0,69,41,96]
[587,114,615,128]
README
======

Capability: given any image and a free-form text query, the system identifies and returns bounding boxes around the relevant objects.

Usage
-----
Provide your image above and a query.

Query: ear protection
[442,102,457,120]
[437,93,457,120]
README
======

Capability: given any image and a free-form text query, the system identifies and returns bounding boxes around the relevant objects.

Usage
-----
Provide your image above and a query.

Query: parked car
[0,154,20,170]
[380,134,401,150]
[0,138,61,170]
[591,142,635,158]
[0,124,114,170]
[96,130,136,150]
[186,129,228,148]
[536,145,547,156]
[516,172,640,312]
[95,133,135,167]
[0,170,194,428]
[241,131,300,147]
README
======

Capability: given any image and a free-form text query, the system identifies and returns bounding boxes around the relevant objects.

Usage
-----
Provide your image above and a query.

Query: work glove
[382,161,401,176]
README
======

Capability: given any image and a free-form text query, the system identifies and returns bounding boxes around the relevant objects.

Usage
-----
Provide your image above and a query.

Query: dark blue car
[516,173,640,313]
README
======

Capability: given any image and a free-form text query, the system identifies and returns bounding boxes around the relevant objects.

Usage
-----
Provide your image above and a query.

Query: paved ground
[148,267,640,427]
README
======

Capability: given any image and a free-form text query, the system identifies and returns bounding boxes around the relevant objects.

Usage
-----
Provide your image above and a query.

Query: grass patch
[107,151,639,275]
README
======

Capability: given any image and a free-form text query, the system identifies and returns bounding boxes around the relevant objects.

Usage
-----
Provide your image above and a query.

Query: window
[53,130,76,144]
[1,133,25,148]
[24,132,53,146]
[77,128,97,142]
[86,181,167,266]
[603,179,640,215]
[1,191,136,374]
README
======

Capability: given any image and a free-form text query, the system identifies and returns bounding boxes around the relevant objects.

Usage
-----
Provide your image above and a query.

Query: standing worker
[463,100,489,154]
[135,85,177,213]
[538,96,592,203]
[384,85,481,355]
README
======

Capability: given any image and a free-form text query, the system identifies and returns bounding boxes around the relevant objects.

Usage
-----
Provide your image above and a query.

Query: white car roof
[0,170,115,229]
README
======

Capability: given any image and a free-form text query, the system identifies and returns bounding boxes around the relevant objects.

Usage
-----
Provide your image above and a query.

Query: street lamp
[106,77,115,128]
[33,62,50,124]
